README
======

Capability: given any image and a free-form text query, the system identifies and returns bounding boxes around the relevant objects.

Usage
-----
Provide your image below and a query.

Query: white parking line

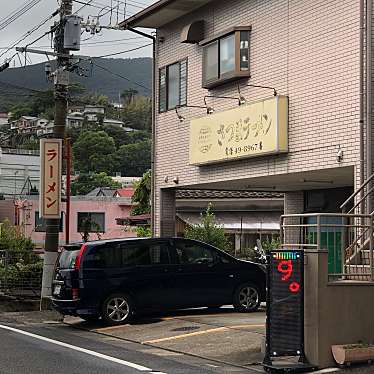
[0,324,153,372]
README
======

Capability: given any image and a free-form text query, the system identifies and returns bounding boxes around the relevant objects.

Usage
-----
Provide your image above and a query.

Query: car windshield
[58,247,81,269]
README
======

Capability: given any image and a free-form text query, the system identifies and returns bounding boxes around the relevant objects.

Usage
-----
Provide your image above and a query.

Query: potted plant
[332,343,374,365]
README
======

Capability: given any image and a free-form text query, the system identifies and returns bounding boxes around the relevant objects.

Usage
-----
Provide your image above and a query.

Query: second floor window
[159,59,187,113]
[201,27,251,89]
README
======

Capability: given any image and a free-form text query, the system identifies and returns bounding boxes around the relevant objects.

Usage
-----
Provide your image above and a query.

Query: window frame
[173,239,219,266]
[159,58,188,113]
[77,212,105,233]
[35,211,64,232]
[201,26,251,89]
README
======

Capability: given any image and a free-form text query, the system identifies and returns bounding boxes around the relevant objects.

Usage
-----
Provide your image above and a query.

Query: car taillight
[74,244,87,270]
[72,288,79,300]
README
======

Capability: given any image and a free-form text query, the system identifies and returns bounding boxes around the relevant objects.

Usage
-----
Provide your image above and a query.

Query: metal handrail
[280,212,374,281]
[340,173,374,211]
[281,213,371,218]
[347,185,374,214]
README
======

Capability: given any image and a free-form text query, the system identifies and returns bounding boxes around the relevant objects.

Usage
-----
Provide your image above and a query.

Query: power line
[72,0,134,18]
[0,0,42,32]
[0,79,45,93]
[73,0,96,14]
[0,9,59,60]
[90,60,150,91]
[0,36,143,50]
[93,42,152,58]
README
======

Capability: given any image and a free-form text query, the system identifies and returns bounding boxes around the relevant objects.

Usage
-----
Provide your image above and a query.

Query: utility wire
[93,42,152,58]
[0,9,59,60]
[73,0,96,15]
[89,60,150,91]
[0,0,42,32]
[0,79,45,93]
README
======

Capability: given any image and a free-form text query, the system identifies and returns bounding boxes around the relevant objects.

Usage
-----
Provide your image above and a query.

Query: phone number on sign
[225,141,263,156]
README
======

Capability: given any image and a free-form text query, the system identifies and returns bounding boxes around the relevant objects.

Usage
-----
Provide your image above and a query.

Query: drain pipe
[121,26,156,236]
[367,0,373,214]
[359,0,365,215]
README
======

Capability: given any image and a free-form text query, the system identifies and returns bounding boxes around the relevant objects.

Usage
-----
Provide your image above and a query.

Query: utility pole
[40,0,73,308]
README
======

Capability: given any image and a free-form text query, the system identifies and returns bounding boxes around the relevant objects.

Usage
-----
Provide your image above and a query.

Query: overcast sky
[1,0,157,67]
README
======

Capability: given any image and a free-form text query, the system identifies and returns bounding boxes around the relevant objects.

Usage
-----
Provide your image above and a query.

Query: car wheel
[233,282,261,312]
[101,293,133,325]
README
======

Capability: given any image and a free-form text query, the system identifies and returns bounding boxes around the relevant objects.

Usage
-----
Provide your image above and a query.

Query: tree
[31,90,55,120]
[121,96,151,131]
[121,88,138,105]
[9,104,33,121]
[115,140,151,176]
[184,204,230,251]
[71,172,121,196]
[103,125,151,148]
[73,131,116,173]
[131,170,151,215]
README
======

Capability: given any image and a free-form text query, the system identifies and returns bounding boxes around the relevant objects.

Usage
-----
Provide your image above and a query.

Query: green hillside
[0,57,152,111]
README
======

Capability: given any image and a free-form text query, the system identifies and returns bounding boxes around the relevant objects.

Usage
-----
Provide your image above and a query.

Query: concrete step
[344,264,372,281]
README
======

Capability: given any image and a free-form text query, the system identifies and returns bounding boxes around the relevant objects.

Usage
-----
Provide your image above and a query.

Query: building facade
[175,190,283,253]
[14,195,135,248]
[0,147,40,196]
[0,113,8,126]
[122,0,363,237]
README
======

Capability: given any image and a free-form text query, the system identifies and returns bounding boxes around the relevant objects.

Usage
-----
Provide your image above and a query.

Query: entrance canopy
[180,166,354,192]
[177,212,280,232]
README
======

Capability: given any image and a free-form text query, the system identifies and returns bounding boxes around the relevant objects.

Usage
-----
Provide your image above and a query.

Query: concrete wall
[154,0,361,235]
[160,188,176,236]
[304,251,374,367]
[284,191,304,244]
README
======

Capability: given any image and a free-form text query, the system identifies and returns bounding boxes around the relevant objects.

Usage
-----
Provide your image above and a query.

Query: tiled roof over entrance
[176,189,284,200]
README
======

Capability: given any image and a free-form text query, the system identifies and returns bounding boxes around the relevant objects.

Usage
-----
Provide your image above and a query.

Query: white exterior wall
[154,0,361,235]
[0,151,40,196]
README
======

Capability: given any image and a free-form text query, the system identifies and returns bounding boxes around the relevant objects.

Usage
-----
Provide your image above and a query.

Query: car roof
[64,237,190,248]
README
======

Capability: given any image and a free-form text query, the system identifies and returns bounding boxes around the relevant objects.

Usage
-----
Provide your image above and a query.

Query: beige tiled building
[123,0,366,236]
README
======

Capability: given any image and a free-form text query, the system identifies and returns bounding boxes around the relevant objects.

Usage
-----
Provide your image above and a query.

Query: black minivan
[52,237,266,325]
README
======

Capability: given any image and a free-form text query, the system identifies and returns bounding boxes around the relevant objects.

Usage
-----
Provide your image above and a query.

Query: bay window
[201,27,251,89]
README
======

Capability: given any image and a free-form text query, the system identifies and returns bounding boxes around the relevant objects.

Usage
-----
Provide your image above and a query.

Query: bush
[136,226,151,238]
[184,203,230,251]
[0,221,42,293]
[261,237,281,252]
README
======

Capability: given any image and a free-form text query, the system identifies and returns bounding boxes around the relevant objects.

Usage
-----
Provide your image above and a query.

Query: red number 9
[277,260,293,281]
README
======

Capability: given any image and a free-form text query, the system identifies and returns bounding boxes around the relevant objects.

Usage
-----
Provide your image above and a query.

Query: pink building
[14,195,136,248]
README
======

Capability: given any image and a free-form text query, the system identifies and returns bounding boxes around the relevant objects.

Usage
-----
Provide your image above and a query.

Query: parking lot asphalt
[64,305,267,369]
[2,308,374,373]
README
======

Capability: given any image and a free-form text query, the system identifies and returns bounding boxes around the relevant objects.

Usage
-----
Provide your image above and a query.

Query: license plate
[53,285,61,296]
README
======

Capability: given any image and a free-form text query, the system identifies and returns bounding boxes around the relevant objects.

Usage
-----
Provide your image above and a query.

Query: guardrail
[0,148,40,156]
[280,213,374,282]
